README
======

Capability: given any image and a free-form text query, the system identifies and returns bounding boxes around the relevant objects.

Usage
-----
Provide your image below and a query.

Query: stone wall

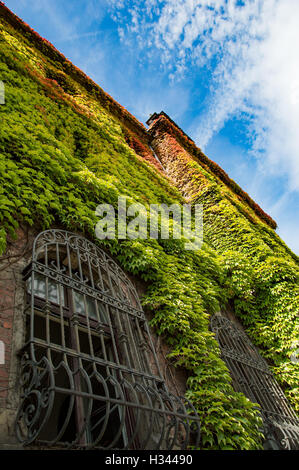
[0,226,33,447]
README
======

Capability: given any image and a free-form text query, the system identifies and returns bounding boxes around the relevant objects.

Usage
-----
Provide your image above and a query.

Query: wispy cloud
[4,0,299,252]
[111,0,299,193]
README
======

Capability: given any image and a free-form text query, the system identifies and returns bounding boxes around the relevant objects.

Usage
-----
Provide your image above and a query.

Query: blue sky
[4,0,299,254]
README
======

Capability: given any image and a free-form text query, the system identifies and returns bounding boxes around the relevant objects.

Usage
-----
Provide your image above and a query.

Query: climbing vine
[0,7,298,450]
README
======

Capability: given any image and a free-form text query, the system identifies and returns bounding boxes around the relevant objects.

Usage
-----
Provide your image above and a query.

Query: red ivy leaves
[123,129,163,172]
[0,2,147,139]
[0,3,276,228]
[148,114,277,229]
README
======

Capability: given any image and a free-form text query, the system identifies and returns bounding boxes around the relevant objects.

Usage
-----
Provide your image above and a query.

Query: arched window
[211,314,299,450]
[15,230,200,449]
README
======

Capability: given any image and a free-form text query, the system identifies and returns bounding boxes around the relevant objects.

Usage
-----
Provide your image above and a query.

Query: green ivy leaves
[1,17,298,449]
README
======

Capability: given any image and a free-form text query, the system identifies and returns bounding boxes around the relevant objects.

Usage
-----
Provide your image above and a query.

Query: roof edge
[0,3,277,230]
[0,1,148,140]
[147,112,277,230]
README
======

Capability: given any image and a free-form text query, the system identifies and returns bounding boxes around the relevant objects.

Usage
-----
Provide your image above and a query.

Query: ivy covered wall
[0,3,298,450]
[148,115,299,415]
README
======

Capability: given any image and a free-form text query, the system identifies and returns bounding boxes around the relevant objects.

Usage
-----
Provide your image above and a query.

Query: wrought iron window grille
[211,314,299,450]
[15,230,200,450]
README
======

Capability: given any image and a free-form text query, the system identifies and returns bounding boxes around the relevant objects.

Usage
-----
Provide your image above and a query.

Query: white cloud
[111,0,299,192]
[5,0,299,251]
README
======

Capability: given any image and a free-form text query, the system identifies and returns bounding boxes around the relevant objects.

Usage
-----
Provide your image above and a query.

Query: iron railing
[15,230,200,449]
[211,314,299,450]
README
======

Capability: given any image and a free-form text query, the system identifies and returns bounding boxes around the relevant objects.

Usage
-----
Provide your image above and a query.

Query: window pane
[96,301,108,324]
[73,291,95,318]
[27,274,65,306]
[73,291,107,323]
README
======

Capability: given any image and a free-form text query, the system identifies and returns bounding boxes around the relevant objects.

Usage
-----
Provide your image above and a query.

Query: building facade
[0,2,298,450]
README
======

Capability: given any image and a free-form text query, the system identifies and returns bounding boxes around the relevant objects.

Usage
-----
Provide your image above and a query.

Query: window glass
[27,274,65,306]
[73,291,107,323]
[17,230,201,450]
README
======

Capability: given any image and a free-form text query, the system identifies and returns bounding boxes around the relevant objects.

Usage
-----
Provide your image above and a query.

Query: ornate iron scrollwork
[15,230,200,449]
[211,314,299,450]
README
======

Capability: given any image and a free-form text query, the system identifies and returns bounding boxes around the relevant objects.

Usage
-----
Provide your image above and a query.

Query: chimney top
[146,111,195,144]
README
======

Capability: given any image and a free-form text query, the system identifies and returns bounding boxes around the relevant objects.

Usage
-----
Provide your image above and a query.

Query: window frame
[211,313,299,450]
[15,229,200,450]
